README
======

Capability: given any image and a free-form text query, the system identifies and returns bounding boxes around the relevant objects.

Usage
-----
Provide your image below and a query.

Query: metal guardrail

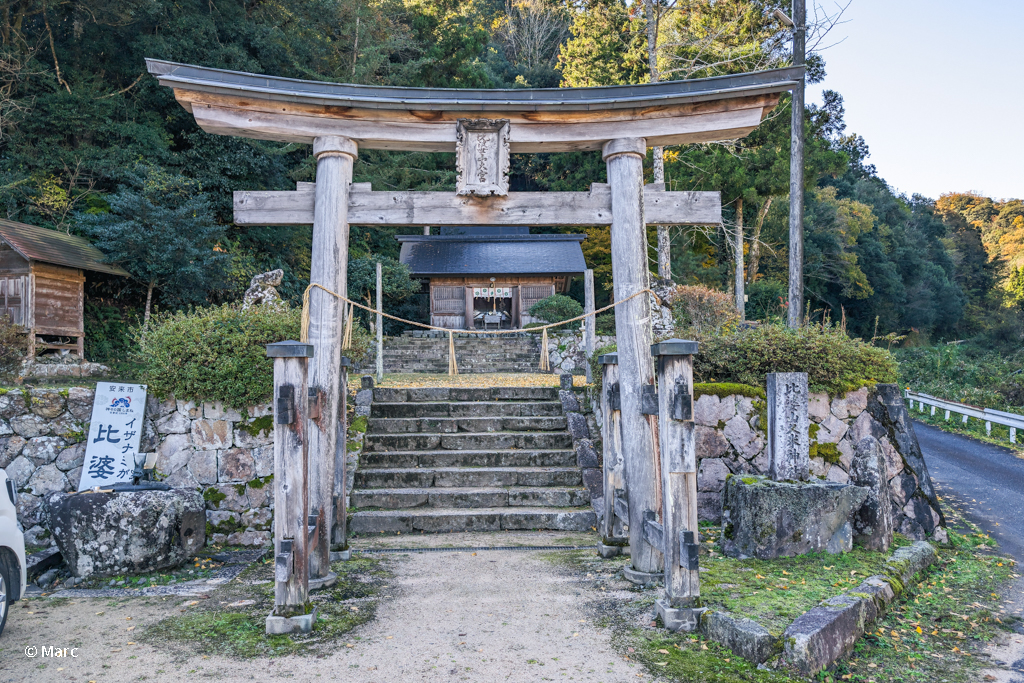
[905,390,1023,444]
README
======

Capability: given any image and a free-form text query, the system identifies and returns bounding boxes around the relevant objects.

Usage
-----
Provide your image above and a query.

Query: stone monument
[767,372,810,481]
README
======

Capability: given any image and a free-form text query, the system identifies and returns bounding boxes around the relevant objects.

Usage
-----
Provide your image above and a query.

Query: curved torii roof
[146,59,801,153]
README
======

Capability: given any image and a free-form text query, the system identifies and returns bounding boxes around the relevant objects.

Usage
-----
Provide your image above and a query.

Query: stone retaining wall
[546,332,615,375]
[1,387,277,548]
[590,383,943,541]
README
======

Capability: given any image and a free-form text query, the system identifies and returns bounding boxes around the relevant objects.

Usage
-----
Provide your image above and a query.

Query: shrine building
[396,226,586,330]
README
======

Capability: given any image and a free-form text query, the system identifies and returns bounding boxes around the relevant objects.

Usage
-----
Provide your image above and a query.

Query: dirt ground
[0,531,651,683]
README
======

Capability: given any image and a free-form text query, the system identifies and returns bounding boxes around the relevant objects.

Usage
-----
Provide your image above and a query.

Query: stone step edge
[369,400,561,406]
[350,506,593,516]
[358,448,575,456]
[356,466,581,474]
[364,431,572,438]
[351,485,588,495]
[348,506,597,533]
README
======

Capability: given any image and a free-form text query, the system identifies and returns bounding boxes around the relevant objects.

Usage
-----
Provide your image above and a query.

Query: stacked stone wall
[1,387,277,548]
[547,332,615,375]
[587,383,943,541]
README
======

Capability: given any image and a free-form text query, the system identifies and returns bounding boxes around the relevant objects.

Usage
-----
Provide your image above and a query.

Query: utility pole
[786,0,806,329]
[734,198,745,321]
[375,261,383,383]
[645,0,672,282]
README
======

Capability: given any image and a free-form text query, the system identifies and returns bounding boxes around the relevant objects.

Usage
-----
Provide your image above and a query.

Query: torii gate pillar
[307,135,357,586]
[604,138,662,578]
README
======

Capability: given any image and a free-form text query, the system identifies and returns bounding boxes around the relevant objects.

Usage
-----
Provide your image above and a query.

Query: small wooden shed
[0,219,128,359]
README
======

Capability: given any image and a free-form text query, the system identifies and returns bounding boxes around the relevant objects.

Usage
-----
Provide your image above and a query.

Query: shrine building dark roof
[396,230,586,278]
[0,219,129,276]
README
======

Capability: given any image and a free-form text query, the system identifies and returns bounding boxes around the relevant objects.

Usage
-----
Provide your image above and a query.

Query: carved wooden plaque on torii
[456,119,510,197]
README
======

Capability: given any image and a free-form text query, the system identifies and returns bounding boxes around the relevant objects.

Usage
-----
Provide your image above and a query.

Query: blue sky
[806,0,1023,201]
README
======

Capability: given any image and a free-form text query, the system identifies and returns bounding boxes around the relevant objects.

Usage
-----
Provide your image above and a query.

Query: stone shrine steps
[362,334,542,374]
[348,386,596,534]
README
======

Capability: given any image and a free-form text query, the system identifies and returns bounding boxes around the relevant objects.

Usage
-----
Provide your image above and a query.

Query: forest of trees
[0,0,1019,359]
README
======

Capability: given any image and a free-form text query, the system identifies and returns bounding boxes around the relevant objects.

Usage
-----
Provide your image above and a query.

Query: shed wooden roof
[0,219,130,276]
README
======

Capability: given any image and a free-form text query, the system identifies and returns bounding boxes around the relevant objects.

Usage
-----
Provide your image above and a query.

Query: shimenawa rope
[300,284,661,376]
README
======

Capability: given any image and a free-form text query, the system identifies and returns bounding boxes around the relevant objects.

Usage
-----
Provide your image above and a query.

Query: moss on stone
[348,415,368,434]
[237,415,273,438]
[203,487,227,508]
[817,442,841,464]
[246,475,273,490]
[693,382,766,400]
[808,422,820,440]
[753,398,767,434]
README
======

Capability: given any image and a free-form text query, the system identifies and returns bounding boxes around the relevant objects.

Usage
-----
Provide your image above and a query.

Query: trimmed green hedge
[135,305,301,408]
[693,322,897,395]
[590,324,895,397]
[135,305,374,408]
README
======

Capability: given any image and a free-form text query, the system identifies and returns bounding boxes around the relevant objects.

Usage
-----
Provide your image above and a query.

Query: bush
[0,317,26,378]
[895,345,1024,410]
[595,312,616,335]
[135,304,300,408]
[136,304,375,408]
[529,294,583,325]
[669,285,740,337]
[745,279,788,322]
[694,322,898,395]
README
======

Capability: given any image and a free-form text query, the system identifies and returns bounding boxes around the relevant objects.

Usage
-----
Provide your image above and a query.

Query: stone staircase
[348,386,597,534]
[363,332,542,374]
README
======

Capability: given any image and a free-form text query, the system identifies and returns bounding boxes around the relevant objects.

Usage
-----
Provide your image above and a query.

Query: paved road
[916,421,1024,562]
[917,422,1024,682]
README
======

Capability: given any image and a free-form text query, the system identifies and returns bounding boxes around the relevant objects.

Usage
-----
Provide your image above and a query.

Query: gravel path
[0,532,646,682]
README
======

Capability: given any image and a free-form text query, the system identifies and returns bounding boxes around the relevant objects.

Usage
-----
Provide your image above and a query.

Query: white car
[0,469,26,637]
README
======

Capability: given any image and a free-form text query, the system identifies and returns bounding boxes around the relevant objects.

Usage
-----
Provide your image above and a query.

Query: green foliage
[346,257,419,334]
[694,322,898,395]
[528,294,583,324]
[238,416,274,439]
[896,345,1024,410]
[594,312,616,335]
[557,0,646,88]
[80,166,227,315]
[135,304,301,408]
[84,300,137,366]
[0,316,26,378]
[744,279,788,322]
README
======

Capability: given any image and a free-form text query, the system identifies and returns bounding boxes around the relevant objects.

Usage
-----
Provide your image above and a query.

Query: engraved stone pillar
[766,372,810,481]
[603,137,662,578]
[308,135,357,587]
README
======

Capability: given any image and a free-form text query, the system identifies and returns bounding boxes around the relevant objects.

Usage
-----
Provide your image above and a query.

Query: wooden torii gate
[148,59,800,585]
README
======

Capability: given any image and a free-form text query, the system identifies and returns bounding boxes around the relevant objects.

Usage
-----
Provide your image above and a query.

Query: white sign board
[78,383,148,491]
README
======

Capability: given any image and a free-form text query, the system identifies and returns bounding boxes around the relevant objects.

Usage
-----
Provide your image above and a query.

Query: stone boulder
[865,384,945,536]
[849,437,894,551]
[43,489,206,577]
[720,475,869,560]
[241,269,285,311]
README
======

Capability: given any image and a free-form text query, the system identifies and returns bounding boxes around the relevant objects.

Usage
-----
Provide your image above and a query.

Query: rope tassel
[448,330,458,376]
[539,328,550,372]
